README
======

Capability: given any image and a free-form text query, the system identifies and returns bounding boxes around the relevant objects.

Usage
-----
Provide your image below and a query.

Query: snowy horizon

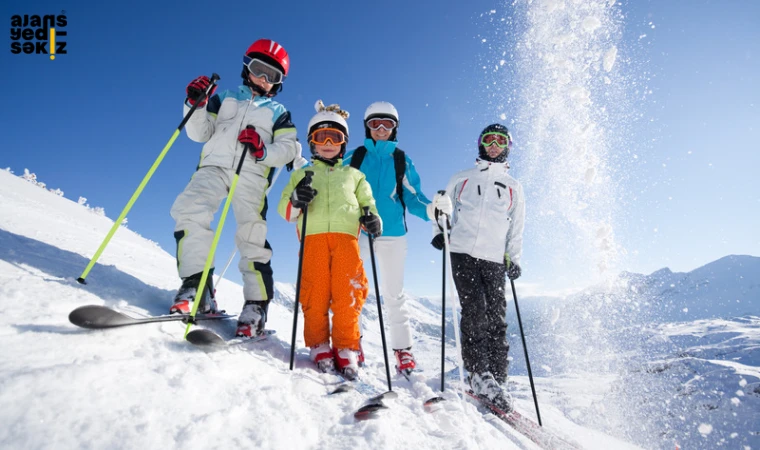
[7,165,755,302]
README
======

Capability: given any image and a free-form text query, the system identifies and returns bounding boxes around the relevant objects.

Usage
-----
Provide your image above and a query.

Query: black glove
[431,233,445,250]
[291,177,317,209]
[359,213,382,236]
[507,262,522,280]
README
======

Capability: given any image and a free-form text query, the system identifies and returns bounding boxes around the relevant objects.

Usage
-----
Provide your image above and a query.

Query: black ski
[353,390,398,421]
[328,383,354,395]
[186,328,276,347]
[464,389,580,450]
[69,305,234,329]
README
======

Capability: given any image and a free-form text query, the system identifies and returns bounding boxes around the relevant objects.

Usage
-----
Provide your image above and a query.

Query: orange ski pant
[299,233,368,350]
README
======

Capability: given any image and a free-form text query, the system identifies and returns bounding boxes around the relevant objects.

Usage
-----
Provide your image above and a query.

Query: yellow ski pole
[183,125,254,338]
[77,73,220,284]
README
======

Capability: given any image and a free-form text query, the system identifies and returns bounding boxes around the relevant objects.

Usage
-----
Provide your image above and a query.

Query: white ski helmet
[307,100,350,158]
[364,101,399,140]
[364,101,399,122]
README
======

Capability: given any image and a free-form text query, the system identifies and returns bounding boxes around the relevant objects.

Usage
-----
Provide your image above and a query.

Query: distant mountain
[607,255,760,322]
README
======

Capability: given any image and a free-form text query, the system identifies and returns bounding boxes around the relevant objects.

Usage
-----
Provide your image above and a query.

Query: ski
[398,368,446,413]
[423,395,446,413]
[68,305,234,329]
[328,383,354,395]
[464,389,580,450]
[186,329,276,347]
[323,369,379,398]
[353,390,398,421]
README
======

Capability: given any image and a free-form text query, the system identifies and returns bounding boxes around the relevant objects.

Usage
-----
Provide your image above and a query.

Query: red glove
[186,75,217,107]
[238,126,265,160]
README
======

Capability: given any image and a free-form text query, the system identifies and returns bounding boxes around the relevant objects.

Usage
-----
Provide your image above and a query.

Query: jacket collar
[364,138,398,157]
[237,85,269,104]
[475,158,510,172]
[310,158,343,168]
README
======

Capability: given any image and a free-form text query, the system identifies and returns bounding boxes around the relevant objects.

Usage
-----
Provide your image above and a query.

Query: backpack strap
[349,146,367,170]
[393,149,408,232]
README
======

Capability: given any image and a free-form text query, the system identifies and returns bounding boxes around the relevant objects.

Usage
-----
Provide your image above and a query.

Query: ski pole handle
[361,206,374,238]
[199,73,220,103]
[435,190,448,232]
[242,125,256,153]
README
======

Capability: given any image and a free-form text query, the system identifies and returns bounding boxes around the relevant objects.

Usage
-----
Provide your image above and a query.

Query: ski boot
[334,348,360,381]
[235,300,268,338]
[394,347,417,375]
[170,271,218,315]
[469,371,514,413]
[310,343,335,373]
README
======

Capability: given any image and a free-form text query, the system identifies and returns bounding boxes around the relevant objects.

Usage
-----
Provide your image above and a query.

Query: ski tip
[68,305,127,329]
[353,402,388,421]
[186,329,226,347]
[423,396,446,413]
[364,390,397,404]
[381,390,399,400]
[329,384,354,395]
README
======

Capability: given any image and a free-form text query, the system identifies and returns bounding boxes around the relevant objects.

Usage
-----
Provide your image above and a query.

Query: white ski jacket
[436,159,525,266]
[183,86,298,177]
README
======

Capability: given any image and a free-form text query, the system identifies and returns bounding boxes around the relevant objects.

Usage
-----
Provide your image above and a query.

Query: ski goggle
[243,56,284,84]
[366,118,397,131]
[309,128,346,145]
[480,132,512,148]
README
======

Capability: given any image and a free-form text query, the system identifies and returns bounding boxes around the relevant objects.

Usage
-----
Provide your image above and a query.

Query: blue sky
[3,0,759,297]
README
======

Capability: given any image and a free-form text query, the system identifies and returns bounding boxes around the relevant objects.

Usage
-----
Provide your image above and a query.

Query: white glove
[426,193,453,220]
[293,156,309,170]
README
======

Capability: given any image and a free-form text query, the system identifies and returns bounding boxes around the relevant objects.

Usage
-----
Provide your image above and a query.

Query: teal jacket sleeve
[401,154,431,222]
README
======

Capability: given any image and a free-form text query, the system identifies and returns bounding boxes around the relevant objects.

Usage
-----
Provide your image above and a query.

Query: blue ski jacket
[343,139,431,237]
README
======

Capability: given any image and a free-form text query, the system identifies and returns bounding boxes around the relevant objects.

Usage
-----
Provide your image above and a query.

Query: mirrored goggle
[366,118,397,131]
[243,56,284,84]
[481,132,511,148]
[309,128,346,145]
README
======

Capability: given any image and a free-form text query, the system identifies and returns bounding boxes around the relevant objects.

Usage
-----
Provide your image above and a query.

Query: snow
[2,167,758,450]
[514,0,626,290]
[602,47,617,72]
[0,170,650,449]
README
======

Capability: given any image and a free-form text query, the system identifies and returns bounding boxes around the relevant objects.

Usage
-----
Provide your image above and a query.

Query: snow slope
[0,169,638,449]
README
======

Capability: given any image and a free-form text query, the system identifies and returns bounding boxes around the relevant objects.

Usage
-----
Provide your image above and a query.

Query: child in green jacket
[278,101,382,380]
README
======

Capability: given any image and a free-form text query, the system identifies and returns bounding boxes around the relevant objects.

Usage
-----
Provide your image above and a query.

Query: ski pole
[363,206,393,393]
[440,245,446,392]
[434,198,451,393]
[77,73,220,285]
[511,279,542,426]
[439,200,466,399]
[183,124,251,338]
[215,166,284,287]
[289,170,314,370]
[215,154,307,288]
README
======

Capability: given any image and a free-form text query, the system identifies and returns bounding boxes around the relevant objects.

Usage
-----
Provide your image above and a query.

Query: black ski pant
[450,252,510,383]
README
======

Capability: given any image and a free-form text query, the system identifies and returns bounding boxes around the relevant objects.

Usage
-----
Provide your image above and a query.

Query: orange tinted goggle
[309,128,346,145]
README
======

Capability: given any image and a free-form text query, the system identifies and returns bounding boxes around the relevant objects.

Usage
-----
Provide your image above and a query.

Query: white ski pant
[170,166,273,301]
[359,234,412,350]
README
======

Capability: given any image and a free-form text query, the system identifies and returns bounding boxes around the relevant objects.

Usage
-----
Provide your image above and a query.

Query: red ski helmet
[242,39,290,97]
[245,39,290,77]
